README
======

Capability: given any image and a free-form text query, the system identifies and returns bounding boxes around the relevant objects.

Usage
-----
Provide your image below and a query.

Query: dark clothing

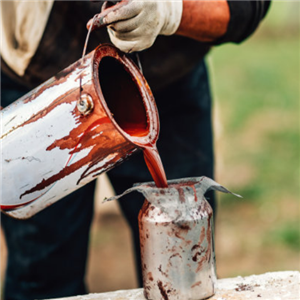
[1,1,270,299]
[216,0,271,44]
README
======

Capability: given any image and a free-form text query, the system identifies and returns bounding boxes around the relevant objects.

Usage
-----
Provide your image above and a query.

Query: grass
[208,2,300,276]
[267,220,300,251]
[211,38,299,133]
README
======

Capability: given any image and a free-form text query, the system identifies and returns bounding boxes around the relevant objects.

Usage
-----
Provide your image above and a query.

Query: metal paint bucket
[0,44,159,219]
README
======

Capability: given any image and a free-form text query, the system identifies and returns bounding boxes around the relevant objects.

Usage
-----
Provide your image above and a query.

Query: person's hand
[101,0,183,53]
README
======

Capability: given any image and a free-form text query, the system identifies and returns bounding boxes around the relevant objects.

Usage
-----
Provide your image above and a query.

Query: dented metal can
[0,44,159,219]
[105,177,240,300]
[138,181,217,300]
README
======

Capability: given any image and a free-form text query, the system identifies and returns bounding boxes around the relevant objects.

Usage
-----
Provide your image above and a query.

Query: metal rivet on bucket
[77,94,94,115]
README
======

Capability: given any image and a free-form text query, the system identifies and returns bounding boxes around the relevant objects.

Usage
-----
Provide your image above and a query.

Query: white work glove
[103,0,183,53]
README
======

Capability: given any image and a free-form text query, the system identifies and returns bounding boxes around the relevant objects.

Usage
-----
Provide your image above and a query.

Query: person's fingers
[109,16,139,34]
[104,0,179,52]
[108,34,139,52]
[108,25,139,40]
[108,29,155,52]
[104,1,142,25]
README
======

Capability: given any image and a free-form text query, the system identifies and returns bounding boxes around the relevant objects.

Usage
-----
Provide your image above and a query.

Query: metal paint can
[105,177,240,300]
[139,200,216,300]
[139,193,216,300]
[0,44,159,219]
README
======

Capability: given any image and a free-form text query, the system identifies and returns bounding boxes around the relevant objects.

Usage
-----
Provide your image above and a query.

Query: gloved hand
[102,0,183,53]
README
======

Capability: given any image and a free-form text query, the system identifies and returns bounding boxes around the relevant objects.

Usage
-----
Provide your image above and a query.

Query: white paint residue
[2,56,92,135]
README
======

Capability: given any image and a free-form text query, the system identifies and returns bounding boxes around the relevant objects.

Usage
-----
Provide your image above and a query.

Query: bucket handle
[86,0,132,31]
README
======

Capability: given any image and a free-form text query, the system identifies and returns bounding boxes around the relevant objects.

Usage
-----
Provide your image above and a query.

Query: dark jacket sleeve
[215,0,271,44]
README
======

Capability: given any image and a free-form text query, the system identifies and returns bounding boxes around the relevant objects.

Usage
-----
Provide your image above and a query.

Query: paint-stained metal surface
[139,179,216,300]
[0,44,159,219]
[106,177,241,300]
[139,199,215,300]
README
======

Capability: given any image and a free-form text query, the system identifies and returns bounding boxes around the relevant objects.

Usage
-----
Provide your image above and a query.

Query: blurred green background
[209,1,299,277]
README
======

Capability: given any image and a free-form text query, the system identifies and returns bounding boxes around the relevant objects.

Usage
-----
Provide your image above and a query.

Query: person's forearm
[175,0,230,42]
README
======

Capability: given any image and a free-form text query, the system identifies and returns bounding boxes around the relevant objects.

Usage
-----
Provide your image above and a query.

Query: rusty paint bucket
[0,44,159,219]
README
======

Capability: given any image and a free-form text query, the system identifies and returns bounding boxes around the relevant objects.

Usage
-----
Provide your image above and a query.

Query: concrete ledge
[46,271,299,300]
